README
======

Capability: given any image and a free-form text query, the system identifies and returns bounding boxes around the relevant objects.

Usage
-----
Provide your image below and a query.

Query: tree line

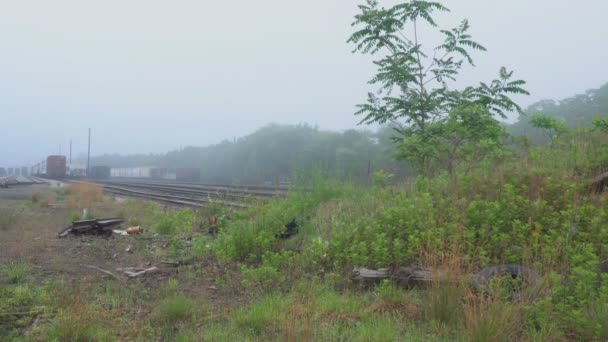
[91,124,411,184]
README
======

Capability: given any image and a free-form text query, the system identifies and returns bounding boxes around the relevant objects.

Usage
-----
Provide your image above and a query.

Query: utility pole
[69,139,72,177]
[87,128,91,178]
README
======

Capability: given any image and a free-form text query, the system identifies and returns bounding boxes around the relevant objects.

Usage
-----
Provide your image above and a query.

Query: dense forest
[91,124,411,184]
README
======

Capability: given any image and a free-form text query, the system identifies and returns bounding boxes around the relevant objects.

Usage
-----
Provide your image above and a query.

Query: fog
[1,0,607,166]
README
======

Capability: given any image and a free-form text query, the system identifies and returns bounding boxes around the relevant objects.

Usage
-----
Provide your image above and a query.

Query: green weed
[1,261,31,284]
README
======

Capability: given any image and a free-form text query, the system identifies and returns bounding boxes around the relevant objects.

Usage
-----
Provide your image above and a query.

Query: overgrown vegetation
[2,0,608,340]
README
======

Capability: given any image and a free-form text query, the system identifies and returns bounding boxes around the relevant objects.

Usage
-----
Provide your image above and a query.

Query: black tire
[473,264,540,299]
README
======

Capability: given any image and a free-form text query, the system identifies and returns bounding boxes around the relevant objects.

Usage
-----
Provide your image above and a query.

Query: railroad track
[83,180,290,209]
[0,176,45,187]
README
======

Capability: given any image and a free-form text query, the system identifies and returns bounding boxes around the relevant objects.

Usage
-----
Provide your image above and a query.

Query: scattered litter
[58,218,125,238]
[125,245,133,253]
[113,230,129,236]
[127,226,142,234]
[276,218,298,239]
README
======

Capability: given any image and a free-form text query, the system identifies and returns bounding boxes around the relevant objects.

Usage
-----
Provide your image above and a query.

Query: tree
[349,0,528,174]
[528,114,567,140]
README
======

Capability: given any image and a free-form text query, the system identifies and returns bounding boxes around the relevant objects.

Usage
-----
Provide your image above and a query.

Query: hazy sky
[1,0,607,166]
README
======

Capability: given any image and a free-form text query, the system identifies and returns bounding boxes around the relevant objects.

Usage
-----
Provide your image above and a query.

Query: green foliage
[154,209,195,235]
[371,169,393,188]
[397,105,507,175]
[510,82,608,142]
[592,117,608,133]
[528,114,567,139]
[212,173,352,264]
[349,0,528,175]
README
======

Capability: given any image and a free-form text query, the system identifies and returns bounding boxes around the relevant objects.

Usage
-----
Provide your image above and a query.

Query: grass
[0,207,17,231]
[2,128,608,340]
[1,261,31,284]
[155,295,195,324]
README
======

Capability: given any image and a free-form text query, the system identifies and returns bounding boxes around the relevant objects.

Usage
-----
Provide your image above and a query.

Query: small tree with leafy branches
[349,0,529,175]
[528,114,567,140]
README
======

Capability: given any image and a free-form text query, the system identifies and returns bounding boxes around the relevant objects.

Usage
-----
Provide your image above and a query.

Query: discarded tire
[473,265,540,298]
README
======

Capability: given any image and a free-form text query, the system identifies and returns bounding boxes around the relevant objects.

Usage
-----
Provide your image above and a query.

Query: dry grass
[463,292,526,342]
[66,183,104,212]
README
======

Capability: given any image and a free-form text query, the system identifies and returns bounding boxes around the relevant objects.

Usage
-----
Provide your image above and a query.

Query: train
[108,167,201,182]
[90,166,111,180]
[46,155,67,179]
[29,155,201,183]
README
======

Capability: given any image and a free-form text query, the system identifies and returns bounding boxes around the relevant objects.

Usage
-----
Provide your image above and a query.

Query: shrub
[155,295,194,324]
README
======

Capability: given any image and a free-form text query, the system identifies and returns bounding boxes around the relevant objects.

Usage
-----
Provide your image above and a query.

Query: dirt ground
[0,183,238,340]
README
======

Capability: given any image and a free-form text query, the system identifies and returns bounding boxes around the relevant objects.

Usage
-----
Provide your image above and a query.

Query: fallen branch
[25,315,41,337]
[117,267,159,278]
[82,264,123,282]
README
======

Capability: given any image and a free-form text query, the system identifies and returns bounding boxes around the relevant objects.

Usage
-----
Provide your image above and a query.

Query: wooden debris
[117,267,159,278]
[352,266,445,288]
[82,264,123,282]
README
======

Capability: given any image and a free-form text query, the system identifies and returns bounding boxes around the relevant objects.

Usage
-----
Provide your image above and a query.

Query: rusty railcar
[46,155,67,179]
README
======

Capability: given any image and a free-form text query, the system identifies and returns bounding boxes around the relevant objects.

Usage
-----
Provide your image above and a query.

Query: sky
[1,0,607,166]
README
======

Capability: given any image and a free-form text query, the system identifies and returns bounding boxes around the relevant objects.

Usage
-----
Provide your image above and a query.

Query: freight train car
[150,167,167,179]
[21,167,28,177]
[0,168,6,177]
[150,168,177,180]
[90,166,111,180]
[176,168,201,182]
[46,155,67,179]
[111,167,152,178]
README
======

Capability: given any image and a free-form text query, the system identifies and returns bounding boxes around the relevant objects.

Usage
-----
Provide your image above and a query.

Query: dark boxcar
[90,166,111,179]
[150,167,168,179]
[47,155,67,179]
[176,168,201,182]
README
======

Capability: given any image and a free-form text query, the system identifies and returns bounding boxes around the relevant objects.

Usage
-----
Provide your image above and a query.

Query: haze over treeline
[2,0,607,166]
[91,124,411,184]
[88,82,608,184]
